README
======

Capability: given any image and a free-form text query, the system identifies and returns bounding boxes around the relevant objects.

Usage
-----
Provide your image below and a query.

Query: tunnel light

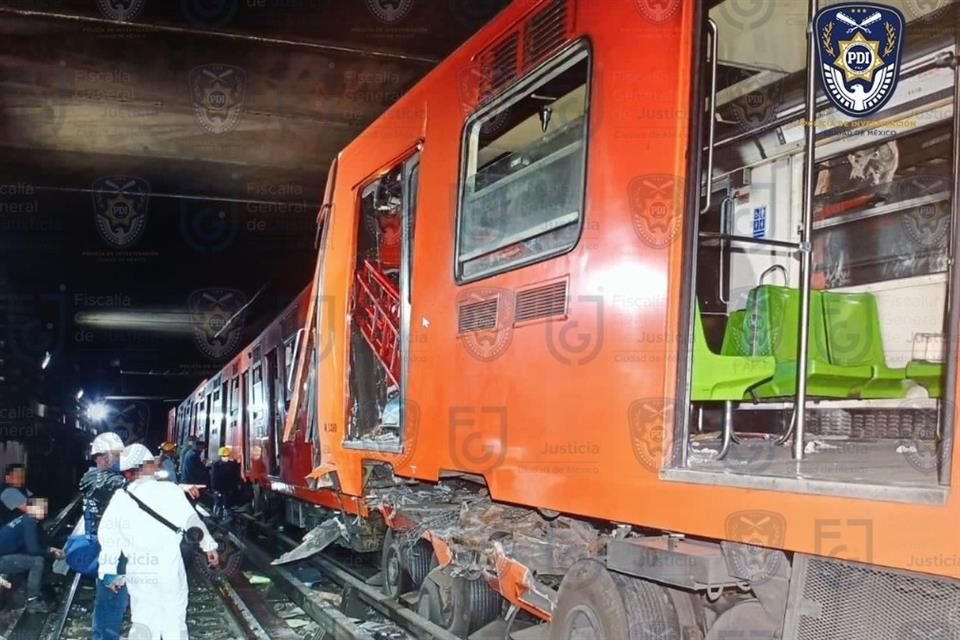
[41,351,51,370]
[86,402,108,423]
[76,389,84,401]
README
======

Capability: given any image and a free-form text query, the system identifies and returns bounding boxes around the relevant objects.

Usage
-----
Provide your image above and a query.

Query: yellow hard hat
[218,446,231,458]
[160,442,176,452]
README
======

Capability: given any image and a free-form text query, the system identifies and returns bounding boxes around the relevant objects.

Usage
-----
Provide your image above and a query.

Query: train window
[812,124,952,289]
[456,45,590,281]
[283,335,297,404]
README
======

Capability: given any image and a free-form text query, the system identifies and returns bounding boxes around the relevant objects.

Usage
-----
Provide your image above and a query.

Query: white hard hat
[90,432,125,456]
[119,443,155,472]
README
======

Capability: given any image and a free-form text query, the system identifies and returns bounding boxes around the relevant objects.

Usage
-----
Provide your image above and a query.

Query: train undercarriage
[262,467,960,640]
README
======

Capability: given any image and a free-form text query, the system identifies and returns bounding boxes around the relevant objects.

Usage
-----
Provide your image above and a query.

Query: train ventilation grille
[458,298,499,333]
[479,33,520,97]
[515,281,568,323]
[475,0,571,98]
[524,0,569,68]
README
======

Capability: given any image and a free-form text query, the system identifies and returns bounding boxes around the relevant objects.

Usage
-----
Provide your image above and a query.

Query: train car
[185,0,960,637]
[168,287,310,482]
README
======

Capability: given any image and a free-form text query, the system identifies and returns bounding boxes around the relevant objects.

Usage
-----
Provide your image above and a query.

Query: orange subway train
[170,0,960,636]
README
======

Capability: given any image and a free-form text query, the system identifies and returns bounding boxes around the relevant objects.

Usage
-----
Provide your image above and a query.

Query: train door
[265,346,282,475]
[227,374,240,457]
[209,382,223,456]
[246,357,265,473]
[345,152,421,450]
[203,391,213,449]
[673,0,958,502]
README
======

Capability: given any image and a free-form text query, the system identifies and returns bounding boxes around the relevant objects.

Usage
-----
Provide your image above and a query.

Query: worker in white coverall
[97,444,219,639]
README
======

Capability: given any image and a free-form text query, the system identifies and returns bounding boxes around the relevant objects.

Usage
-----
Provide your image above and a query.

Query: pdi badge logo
[96,0,146,21]
[92,177,150,249]
[897,176,950,251]
[456,287,515,362]
[815,3,906,118]
[189,65,246,135]
[181,0,239,28]
[634,0,681,23]
[456,62,512,137]
[724,510,787,583]
[365,0,415,24]
[189,289,247,360]
[629,174,683,249]
[628,398,672,472]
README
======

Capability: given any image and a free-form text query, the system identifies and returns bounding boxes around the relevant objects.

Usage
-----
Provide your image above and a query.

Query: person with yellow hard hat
[157,442,177,484]
[209,446,240,523]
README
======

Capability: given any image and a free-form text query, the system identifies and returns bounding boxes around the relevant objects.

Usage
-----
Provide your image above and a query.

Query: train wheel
[416,568,501,638]
[550,559,682,640]
[407,539,436,588]
[381,529,415,599]
[417,570,456,633]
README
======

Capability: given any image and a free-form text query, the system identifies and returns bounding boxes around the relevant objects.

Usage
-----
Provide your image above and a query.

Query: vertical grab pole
[700,19,719,216]
[794,0,820,461]
[940,49,960,485]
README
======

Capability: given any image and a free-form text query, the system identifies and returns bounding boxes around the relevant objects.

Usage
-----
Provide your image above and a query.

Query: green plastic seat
[821,291,908,399]
[906,360,944,398]
[745,286,873,399]
[691,303,775,401]
[720,310,747,356]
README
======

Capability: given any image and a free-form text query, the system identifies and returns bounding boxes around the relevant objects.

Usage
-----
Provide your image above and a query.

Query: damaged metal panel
[370,482,599,579]
[271,518,345,566]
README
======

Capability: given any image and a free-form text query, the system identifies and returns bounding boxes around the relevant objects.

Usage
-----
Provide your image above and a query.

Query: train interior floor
[687,435,940,488]
[671,403,948,502]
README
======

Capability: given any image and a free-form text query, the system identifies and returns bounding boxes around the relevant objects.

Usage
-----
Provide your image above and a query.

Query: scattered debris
[804,440,840,454]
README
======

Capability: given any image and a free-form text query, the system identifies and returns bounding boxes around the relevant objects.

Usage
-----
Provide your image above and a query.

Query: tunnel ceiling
[0,0,507,428]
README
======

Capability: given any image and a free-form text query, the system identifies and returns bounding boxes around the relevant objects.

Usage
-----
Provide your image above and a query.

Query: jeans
[0,515,42,556]
[0,553,43,598]
[92,579,128,640]
[213,493,233,524]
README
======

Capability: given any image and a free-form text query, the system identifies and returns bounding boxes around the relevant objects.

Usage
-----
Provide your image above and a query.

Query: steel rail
[239,513,464,640]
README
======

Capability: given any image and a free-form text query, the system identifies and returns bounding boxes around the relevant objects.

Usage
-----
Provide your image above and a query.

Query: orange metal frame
[172,0,960,594]
[305,0,960,583]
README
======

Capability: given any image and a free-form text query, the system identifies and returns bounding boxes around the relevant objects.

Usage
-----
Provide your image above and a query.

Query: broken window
[457,45,590,281]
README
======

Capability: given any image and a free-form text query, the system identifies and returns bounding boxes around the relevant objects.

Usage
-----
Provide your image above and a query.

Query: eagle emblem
[92,177,150,249]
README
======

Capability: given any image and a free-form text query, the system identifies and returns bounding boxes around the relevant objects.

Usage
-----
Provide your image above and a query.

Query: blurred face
[140,460,159,477]
[6,468,25,487]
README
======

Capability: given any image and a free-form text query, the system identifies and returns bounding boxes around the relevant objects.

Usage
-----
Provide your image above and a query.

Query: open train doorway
[345,153,420,451]
[670,0,958,503]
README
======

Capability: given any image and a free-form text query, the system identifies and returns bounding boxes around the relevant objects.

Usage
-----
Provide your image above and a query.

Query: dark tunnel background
[0,0,509,510]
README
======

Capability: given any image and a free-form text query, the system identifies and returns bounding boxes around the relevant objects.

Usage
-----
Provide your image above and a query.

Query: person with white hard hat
[98,443,219,640]
[79,431,128,640]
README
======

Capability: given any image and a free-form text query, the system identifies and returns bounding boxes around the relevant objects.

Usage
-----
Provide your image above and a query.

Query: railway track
[232,513,547,640]
[0,496,539,640]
